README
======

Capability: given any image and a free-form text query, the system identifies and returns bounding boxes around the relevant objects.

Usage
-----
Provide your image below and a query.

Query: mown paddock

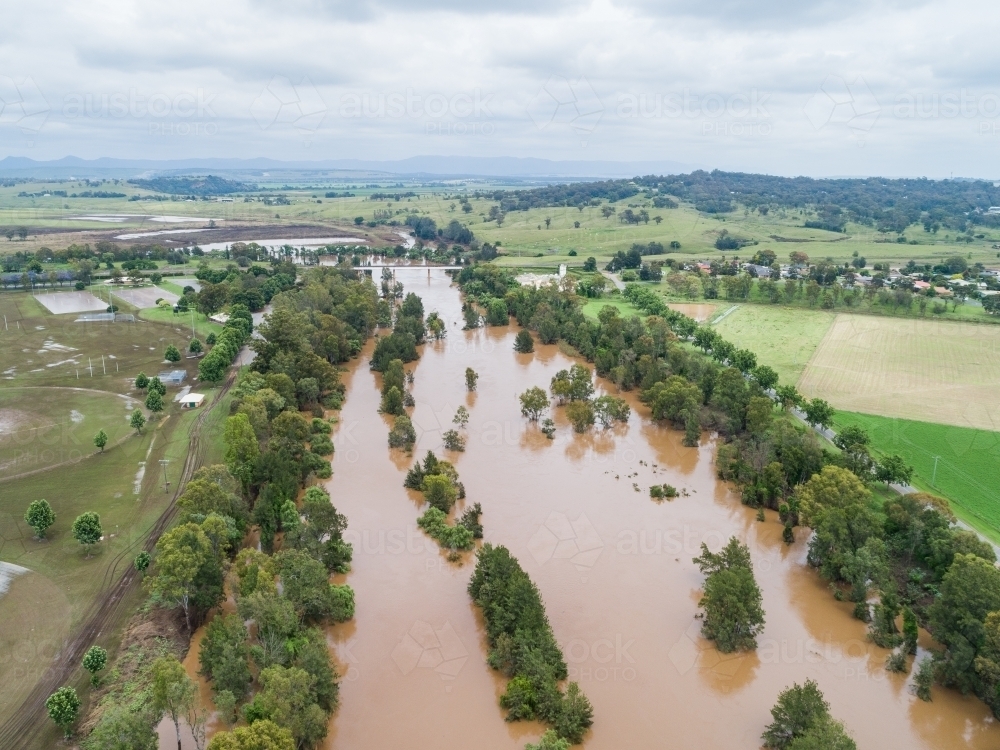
[798,313,1000,432]
[711,304,836,386]
[833,411,1000,542]
[0,388,141,479]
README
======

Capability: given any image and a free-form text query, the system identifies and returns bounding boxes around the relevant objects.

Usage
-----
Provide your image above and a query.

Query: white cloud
[0,0,998,176]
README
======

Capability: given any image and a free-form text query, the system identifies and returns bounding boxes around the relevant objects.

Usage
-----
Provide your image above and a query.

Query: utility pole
[932,456,941,486]
[158,459,170,493]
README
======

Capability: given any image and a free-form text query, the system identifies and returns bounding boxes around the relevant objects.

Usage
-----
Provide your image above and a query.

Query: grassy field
[138,304,224,341]
[832,411,1000,543]
[3,179,1000,270]
[0,387,141,479]
[712,304,836,385]
[0,396,212,727]
[798,314,1000,431]
[0,281,235,727]
[581,296,643,320]
[0,293,199,393]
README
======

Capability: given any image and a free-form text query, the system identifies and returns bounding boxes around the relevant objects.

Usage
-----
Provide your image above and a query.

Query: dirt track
[0,367,236,750]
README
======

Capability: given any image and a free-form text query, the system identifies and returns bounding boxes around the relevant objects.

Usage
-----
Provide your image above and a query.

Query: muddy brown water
[170,269,1000,749]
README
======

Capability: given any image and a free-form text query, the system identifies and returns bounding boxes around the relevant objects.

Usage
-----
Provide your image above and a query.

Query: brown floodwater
[176,269,1000,749]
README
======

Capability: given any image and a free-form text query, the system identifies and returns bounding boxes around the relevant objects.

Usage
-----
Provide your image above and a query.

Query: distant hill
[127,175,249,195]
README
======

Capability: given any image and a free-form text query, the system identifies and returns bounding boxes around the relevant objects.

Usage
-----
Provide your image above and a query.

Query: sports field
[832,411,1000,542]
[0,293,196,393]
[712,304,836,386]
[798,314,1000,431]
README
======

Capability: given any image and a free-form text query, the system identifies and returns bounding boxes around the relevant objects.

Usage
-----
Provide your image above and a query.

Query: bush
[417,507,474,550]
[388,415,416,450]
[514,329,535,353]
[164,344,181,362]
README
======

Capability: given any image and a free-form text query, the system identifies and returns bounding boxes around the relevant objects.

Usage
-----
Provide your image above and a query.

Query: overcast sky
[1,0,999,177]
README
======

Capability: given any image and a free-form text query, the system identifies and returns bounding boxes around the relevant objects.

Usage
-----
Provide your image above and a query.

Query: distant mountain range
[0,155,698,181]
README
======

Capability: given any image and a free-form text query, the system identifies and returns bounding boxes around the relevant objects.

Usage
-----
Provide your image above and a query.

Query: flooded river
[171,268,1000,749]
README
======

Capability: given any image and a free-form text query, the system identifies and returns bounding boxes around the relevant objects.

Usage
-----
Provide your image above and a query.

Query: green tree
[519,387,550,421]
[24,498,55,539]
[762,680,831,749]
[514,329,535,353]
[388,415,416,450]
[593,395,630,428]
[189,338,203,354]
[130,408,147,434]
[422,474,459,512]
[94,429,109,453]
[379,385,404,416]
[753,364,779,391]
[151,655,196,750]
[776,384,802,410]
[243,666,328,749]
[145,389,164,414]
[693,537,765,652]
[72,511,103,557]
[786,717,856,750]
[453,405,469,428]
[565,400,595,433]
[465,367,479,391]
[82,645,108,686]
[147,522,213,632]
[199,613,252,699]
[803,398,834,430]
[134,550,151,575]
[746,396,774,435]
[929,553,1000,694]
[224,413,260,496]
[84,704,158,750]
[165,344,182,362]
[206,719,295,750]
[135,371,149,390]
[526,730,570,750]
[45,686,81,739]
[876,454,914,485]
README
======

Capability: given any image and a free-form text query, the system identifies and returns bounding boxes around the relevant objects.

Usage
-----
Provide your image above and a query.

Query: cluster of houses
[680,259,1000,301]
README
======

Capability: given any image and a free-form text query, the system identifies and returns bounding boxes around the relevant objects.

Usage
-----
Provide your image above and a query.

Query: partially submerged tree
[693,537,765,652]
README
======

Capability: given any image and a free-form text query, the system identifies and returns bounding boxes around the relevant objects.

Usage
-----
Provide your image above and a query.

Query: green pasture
[711,304,836,385]
[832,411,1000,544]
[2,179,1000,271]
[0,387,141,480]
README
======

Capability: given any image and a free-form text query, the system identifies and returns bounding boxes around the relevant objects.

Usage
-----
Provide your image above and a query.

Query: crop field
[798,314,1000,431]
[832,411,1000,542]
[712,304,836,385]
[0,387,140,479]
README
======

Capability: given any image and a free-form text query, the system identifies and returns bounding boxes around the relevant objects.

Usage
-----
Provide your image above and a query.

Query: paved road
[601,271,625,291]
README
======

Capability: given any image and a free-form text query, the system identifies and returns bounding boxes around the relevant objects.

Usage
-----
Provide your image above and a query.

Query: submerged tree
[693,537,765,652]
